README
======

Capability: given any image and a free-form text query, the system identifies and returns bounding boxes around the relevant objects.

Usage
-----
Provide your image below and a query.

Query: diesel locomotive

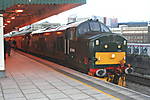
[12,19,132,80]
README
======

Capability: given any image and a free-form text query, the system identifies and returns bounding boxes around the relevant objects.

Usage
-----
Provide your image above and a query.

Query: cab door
[64,28,70,55]
[64,27,76,55]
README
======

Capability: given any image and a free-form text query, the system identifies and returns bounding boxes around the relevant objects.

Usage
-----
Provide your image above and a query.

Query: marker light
[104,45,108,48]
[124,40,127,45]
[96,40,99,45]
[118,45,121,48]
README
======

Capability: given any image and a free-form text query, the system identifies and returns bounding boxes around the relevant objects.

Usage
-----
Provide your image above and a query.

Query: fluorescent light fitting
[15,10,23,13]
[11,17,15,19]
[7,21,11,23]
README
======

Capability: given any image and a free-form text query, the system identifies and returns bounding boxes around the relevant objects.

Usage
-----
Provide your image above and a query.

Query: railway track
[126,73,150,87]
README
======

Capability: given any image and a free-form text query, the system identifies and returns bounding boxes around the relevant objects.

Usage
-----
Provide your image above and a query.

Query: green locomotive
[12,19,131,84]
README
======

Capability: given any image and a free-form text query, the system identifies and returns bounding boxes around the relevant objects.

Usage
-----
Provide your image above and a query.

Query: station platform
[0,50,149,100]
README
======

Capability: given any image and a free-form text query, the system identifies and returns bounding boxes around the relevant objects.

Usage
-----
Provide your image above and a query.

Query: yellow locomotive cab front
[95,52,126,65]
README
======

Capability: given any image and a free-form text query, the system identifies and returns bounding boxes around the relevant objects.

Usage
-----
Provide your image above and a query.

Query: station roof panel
[0,0,86,33]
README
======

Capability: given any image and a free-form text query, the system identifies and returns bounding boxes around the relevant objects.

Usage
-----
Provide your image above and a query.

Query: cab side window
[66,28,76,40]
[100,23,111,33]
[78,22,90,35]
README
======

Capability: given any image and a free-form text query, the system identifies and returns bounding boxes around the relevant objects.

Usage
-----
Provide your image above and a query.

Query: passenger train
[10,19,132,83]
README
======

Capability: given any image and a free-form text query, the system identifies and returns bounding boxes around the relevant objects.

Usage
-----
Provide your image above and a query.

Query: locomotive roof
[31,19,100,34]
[56,19,87,31]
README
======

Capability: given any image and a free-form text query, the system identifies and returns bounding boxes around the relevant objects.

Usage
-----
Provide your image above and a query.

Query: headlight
[123,40,127,45]
[118,45,121,48]
[104,45,108,48]
[111,54,115,58]
[96,40,99,45]
[98,57,101,61]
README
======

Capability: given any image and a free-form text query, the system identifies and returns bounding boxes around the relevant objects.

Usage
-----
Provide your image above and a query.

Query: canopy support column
[0,13,5,77]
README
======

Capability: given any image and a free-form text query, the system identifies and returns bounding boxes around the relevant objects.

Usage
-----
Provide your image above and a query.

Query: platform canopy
[0,0,86,33]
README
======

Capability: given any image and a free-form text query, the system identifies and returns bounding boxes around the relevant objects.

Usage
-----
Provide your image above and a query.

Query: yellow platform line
[60,73,120,100]
[94,76,108,82]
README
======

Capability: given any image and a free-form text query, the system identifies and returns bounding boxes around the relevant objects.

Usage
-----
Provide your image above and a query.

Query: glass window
[127,46,132,54]
[140,47,148,55]
[133,46,139,55]
[101,24,111,32]
[89,21,100,31]
[70,28,76,40]
[66,28,76,40]
[78,22,90,35]
[56,37,64,51]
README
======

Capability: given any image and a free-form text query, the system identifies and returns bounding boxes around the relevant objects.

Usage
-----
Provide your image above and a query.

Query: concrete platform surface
[0,51,117,100]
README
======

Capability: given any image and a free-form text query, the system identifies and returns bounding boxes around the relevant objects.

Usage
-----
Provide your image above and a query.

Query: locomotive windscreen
[77,20,111,35]
[89,21,101,31]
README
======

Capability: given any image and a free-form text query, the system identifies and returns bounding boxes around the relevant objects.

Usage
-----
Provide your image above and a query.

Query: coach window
[56,36,64,51]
